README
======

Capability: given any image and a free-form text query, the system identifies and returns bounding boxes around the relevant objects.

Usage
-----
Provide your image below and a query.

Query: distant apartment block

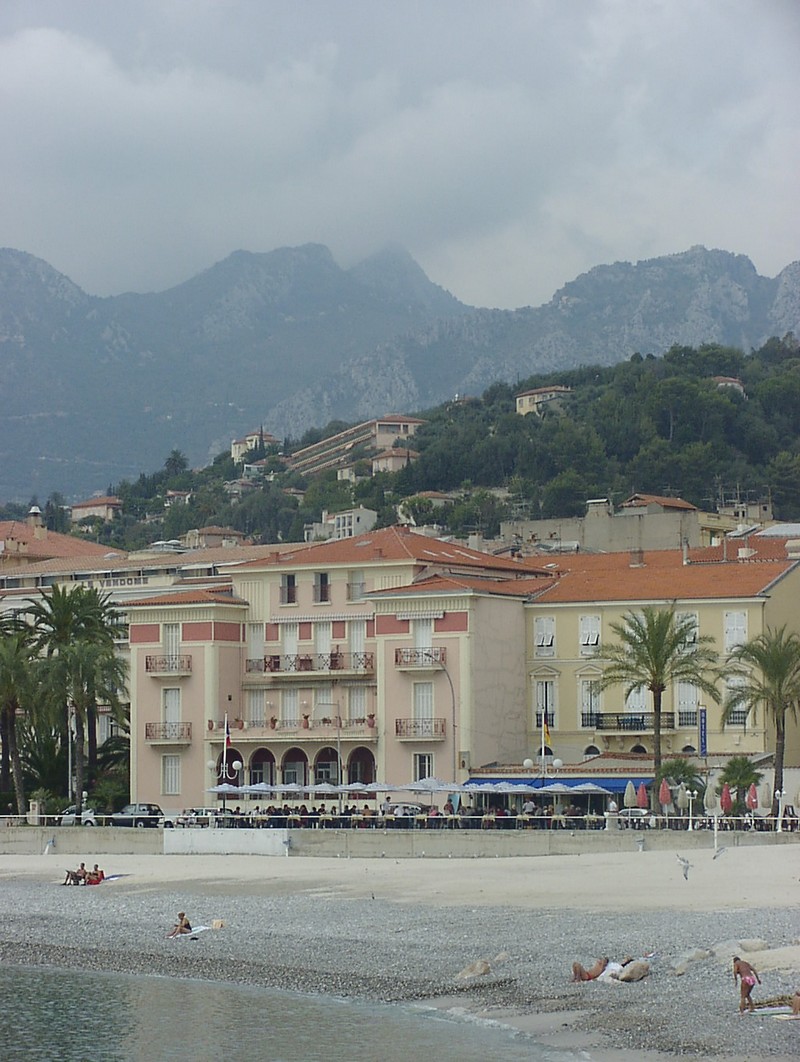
[288,416,425,476]
[70,495,123,524]
[304,507,378,542]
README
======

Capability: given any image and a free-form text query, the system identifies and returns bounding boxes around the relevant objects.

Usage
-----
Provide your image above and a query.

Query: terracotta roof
[621,493,697,511]
[71,495,123,510]
[127,587,247,608]
[0,522,122,561]
[530,549,797,603]
[370,572,558,599]
[234,525,548,574]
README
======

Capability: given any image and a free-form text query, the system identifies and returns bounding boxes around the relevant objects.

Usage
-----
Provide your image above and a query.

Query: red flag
[225,717,232,748]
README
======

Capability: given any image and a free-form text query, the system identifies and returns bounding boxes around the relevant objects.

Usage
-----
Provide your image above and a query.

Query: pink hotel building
[128,528,546,807]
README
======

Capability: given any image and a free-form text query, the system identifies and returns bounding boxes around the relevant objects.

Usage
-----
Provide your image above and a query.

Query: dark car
[111,802,170,828]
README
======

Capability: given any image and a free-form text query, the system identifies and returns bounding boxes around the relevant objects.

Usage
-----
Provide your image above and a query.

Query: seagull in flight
[676,854,692,880]
[712,846,727,860]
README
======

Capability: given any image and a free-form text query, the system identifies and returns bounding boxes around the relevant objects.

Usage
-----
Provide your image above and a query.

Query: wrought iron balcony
[145,654,192,674]
[145,721,192,742]
[394,647,446,668]
[678,710,698,727]
[395,718,446,739]
[245,652,375,674]
[581,711,675,732]
[535,711,555,727]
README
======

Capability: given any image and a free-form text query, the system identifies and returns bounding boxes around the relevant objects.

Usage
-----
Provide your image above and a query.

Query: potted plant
[321,716,332,725]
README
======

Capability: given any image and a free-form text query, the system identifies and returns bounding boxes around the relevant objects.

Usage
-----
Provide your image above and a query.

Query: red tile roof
[234,526,549,575]
[621,493,696,511]
[370,572,559,599]
[127,587,247,608]
[71,495,123,510]
[530,548,797,603]
[0,522,123,561]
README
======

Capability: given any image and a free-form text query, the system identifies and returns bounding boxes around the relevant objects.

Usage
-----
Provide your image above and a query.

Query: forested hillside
[4,336,798,546]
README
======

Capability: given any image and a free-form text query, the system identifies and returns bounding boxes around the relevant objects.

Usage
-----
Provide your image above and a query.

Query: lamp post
[435,659,458,782]
[775,788,785,833]
[206,756,243,821]
[687,789,698,831]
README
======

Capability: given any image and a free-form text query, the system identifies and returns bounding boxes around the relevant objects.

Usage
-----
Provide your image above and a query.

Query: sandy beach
[1,844,799,1060]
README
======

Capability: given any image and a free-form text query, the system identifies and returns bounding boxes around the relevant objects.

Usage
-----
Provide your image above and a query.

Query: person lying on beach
[571,957,609,982]
[733,956,761,1013]
[167,912,192,938]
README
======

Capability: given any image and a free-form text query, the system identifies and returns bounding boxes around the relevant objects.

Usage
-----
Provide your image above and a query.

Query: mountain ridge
[1,243,797,501]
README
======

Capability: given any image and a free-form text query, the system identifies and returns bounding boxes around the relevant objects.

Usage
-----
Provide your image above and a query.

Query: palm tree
[716,755,763,816]
[25,585,122,809]
[0,618,40,814]
[41,640,128,813]
[723,625,800,817]
[596,606,720,776]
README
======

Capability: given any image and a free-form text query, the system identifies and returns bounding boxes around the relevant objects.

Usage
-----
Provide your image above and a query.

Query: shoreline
[2,848,799,1060]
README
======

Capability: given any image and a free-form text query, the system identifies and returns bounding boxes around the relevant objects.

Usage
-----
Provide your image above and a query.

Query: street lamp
[775,789,785,833]
[687,789,699,831]
[207,756,243,820]
[435,659,458,782]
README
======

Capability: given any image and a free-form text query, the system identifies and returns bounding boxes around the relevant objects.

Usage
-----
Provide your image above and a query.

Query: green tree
[596,607,720,778]
[723,626,800,816]
[0,619,39,814]
[716,755,762,816]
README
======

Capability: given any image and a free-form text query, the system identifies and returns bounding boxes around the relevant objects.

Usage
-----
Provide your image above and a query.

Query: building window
[313,572,330,603]
[676,682,698,726]
[625,686,647,713]
[413,752,433,781]
[535,679,556,727]
[282,688,299,723]
[349,685,367,720]
[724,611,747,653]
[349,618,366,656]
[163,622,180,657]
[162,755,180,795]
[248,623,265,661]
[534,616,555,657]
[280,573,297,605]
[347,570,366,601]
[579,615,601,655]
[579,678,600,726]
[725,676,750,725]
[163,687,180,724]
[413,681,434,720]
[676,612,698,645]
[247,689,266,726]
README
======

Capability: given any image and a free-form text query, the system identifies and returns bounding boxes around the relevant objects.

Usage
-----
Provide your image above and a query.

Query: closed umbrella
[720,782,733,815]
[704,784,717,812]
[759,783,771,810]
[659,778,672,809]
[636,782,649,809]
[746,783,758,811]
[623,780,637,808]
[676,784,689,812]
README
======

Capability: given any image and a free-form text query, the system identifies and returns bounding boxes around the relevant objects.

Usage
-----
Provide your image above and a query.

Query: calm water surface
[3,965,588,1062]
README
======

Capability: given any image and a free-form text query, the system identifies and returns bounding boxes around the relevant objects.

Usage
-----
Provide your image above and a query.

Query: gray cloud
[1,0,798,308]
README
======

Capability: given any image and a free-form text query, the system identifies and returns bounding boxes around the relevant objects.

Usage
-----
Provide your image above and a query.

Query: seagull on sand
[676,854,692,880]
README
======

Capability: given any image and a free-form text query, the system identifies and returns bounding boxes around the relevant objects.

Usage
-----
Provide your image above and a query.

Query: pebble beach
[1,845,799,1061]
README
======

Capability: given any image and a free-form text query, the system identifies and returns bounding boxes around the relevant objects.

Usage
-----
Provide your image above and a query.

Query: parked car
[110,802,172,828]
[59,805,97,826]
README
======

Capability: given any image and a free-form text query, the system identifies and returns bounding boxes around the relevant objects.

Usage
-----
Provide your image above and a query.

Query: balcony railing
[145,654,192,674]
[213,717,377,736]
[145,721,192,742]
[678,710,698,727]
[581,711,675,731]
[279,586,297,604]
[535,711,555,727]
[395,718,446,739]
[394,647,446,668]
[245,652,375,674]
[346,581,366,601]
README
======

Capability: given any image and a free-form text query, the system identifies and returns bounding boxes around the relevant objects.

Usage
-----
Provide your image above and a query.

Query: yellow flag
[543,718,552,746]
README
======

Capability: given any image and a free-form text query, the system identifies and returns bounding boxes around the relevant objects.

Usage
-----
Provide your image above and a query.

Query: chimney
[682,538,689,566]
[27,505,46,539]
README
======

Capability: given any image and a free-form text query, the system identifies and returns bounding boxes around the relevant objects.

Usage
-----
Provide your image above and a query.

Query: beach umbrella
[759,783,771,809]
[623,780,637,808]
[659,777,672,809]
[676,784,689,812]
[720,783,733,815]
[746,783,758,811]
[703,784,717,812]
[308,782,340,796]
[206,783,242,795]
[636,783,648,809]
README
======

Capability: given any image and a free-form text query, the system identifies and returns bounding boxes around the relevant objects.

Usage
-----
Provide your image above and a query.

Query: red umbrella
[720,783,733,814]
[746,783,758,811]
[658,778,671,808]
[636,782,648,809]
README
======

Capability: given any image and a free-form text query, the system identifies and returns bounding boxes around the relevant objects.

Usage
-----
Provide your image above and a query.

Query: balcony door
[413,617,434,664]
[163,688,180,725]
[163,623,180,659]
[282,622,298,657]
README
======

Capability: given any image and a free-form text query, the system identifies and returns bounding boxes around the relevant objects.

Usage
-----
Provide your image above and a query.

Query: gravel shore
[1,850,799,1060]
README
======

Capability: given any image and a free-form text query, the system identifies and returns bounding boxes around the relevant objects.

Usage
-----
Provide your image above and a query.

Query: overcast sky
[1,1,798,309]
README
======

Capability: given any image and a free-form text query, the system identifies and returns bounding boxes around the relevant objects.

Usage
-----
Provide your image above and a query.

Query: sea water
[2,965,588,1062]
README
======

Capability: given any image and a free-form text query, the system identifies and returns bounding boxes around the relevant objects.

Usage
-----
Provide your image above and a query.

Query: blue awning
[464,777,652,793]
